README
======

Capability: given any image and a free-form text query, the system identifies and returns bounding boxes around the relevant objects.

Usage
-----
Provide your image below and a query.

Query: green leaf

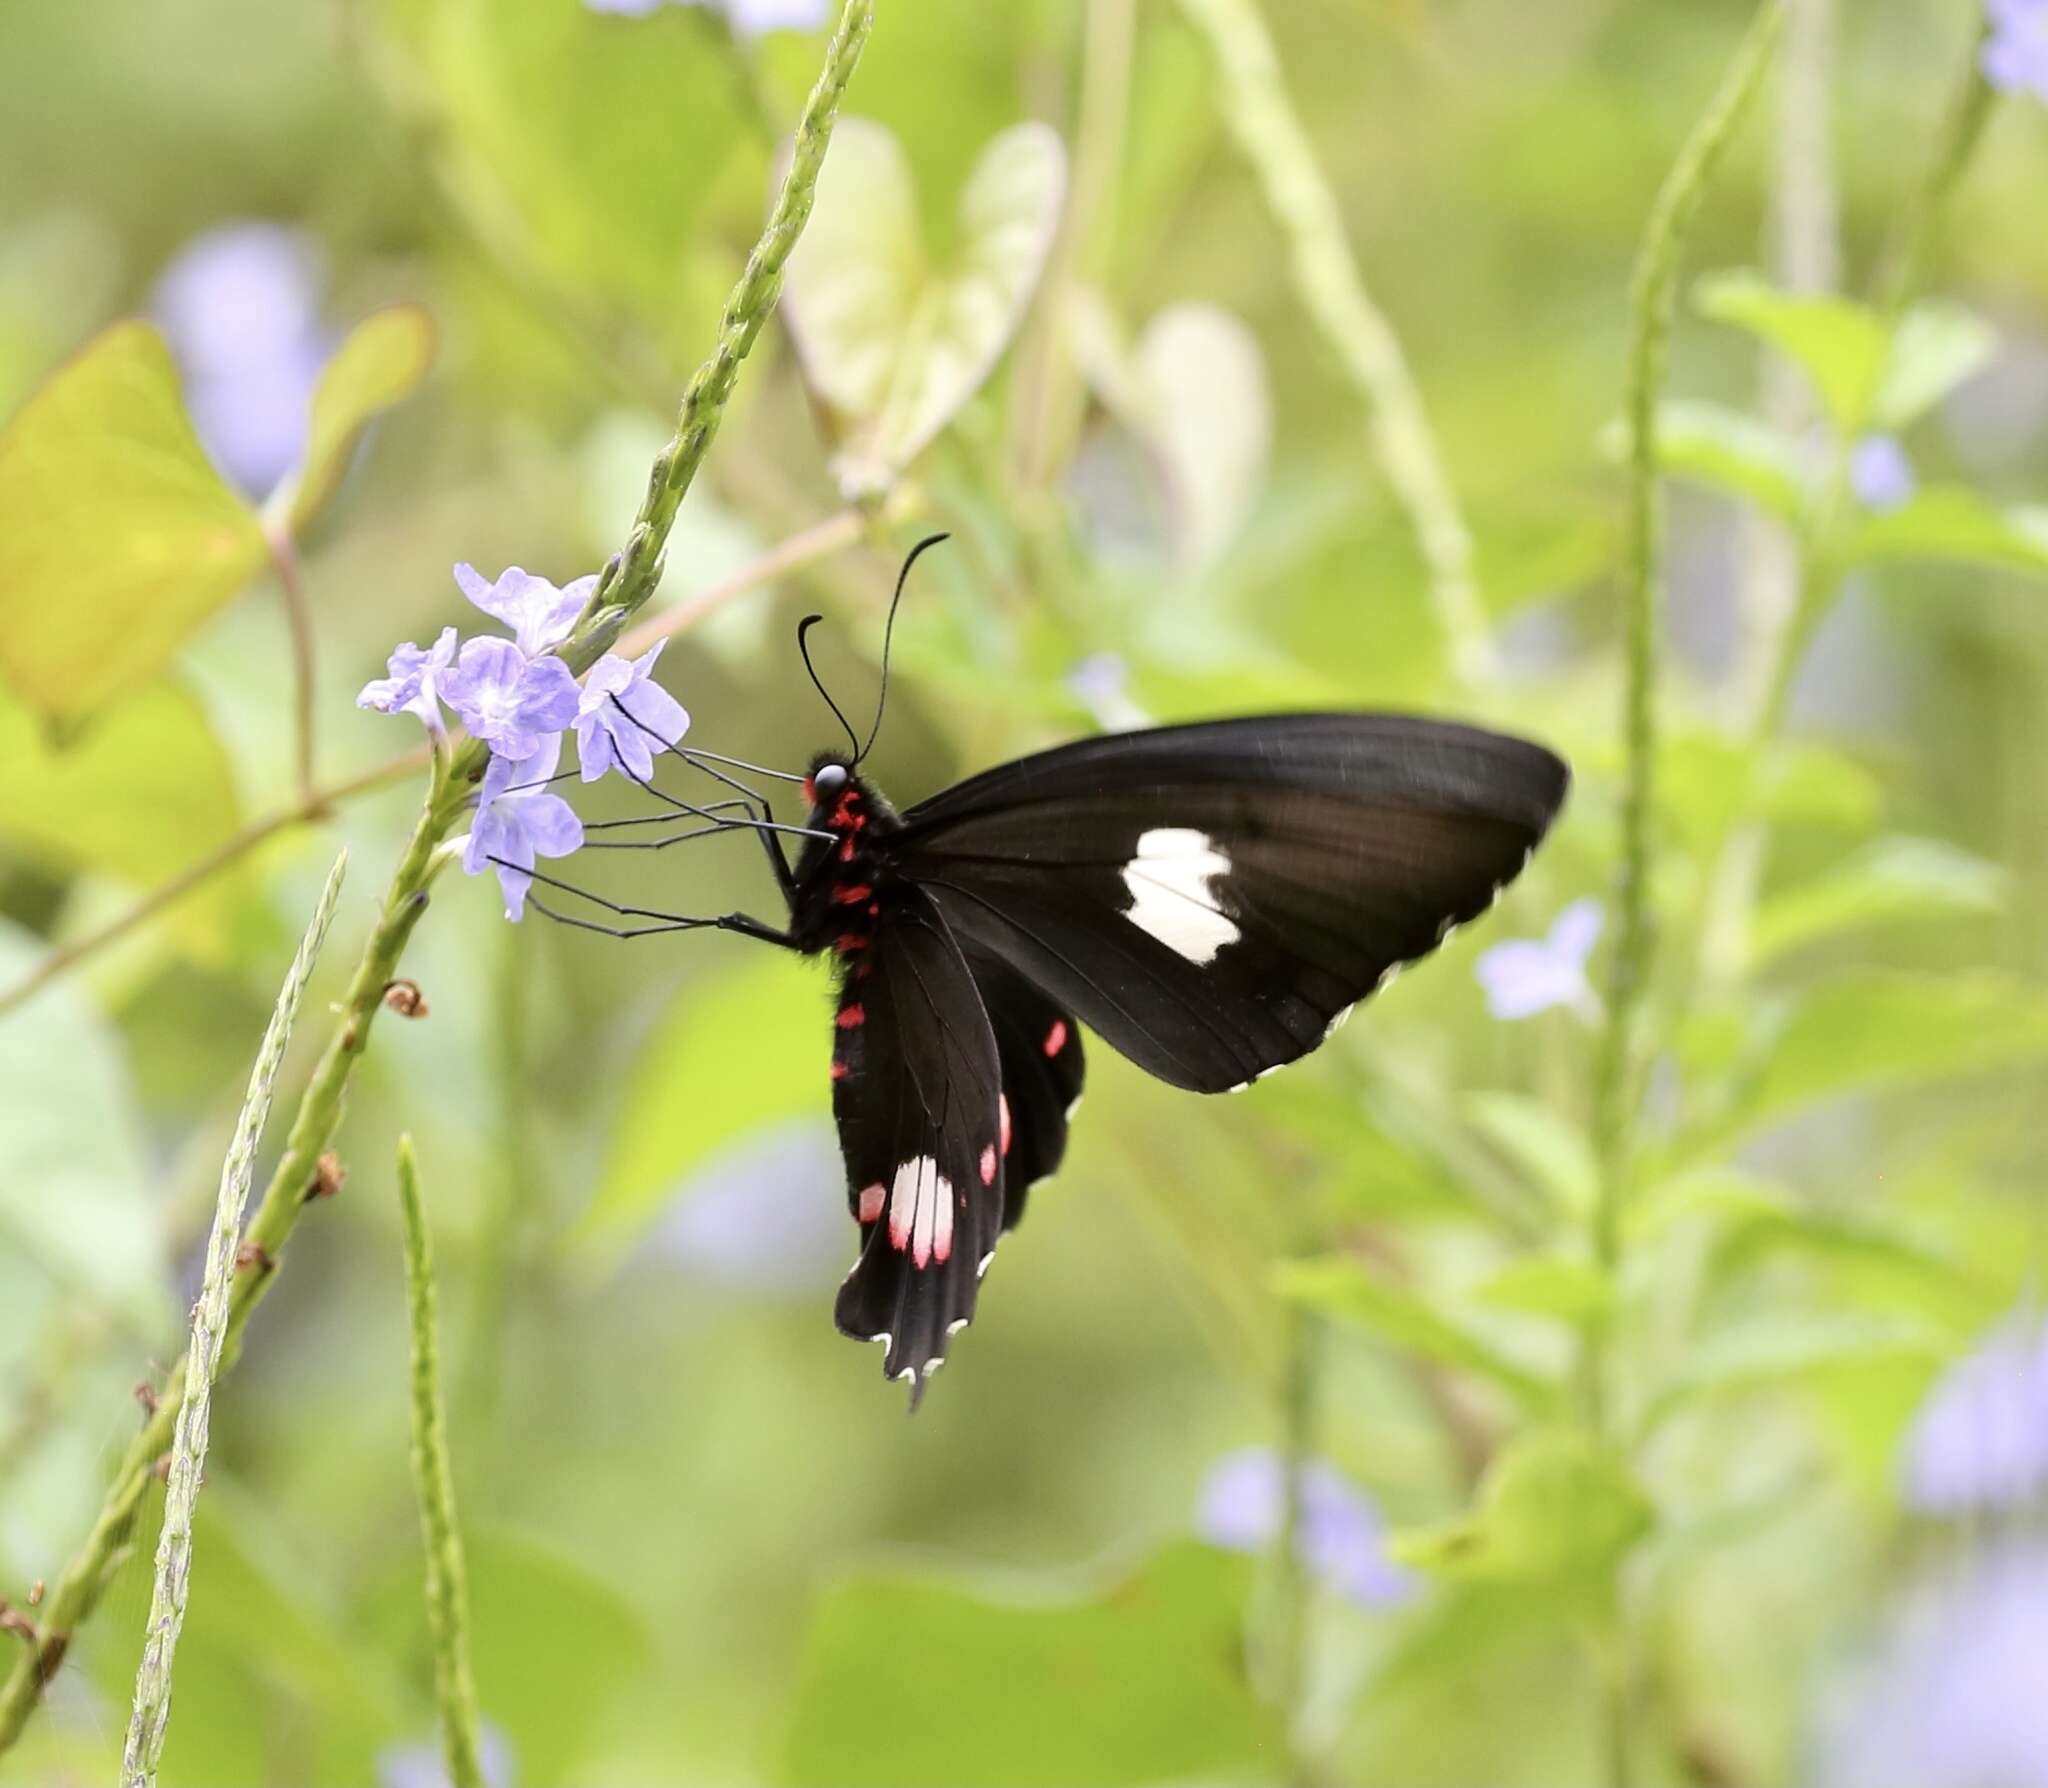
[0,918,163,1333]
[1469,1254,1613,1328]
[1751,836,2005,965]
[1389,1430,1652,1593]
[0,680,239,889]
[1275,1258,1556,1408]
[1070,292,1271,570]
[1695,271,1889,436]
[1650,399,1808,519]
[783,117,1066,498]
[420,0,751,319]
[1839,485,2048,576]
[576,955,829,1255]
[462,1530,650,1787]
[1688,973,2048,1157]
[1462,1093,1597,1218]
[1872,301,1996,429]
[782,1543,1272,1788]
[271,305,436,536]
[1643,1312,1943,1433]
[0,321,266,723]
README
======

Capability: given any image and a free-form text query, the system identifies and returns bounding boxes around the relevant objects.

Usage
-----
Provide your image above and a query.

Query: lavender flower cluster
[1985,0,2048,101]
[358,566,687,919]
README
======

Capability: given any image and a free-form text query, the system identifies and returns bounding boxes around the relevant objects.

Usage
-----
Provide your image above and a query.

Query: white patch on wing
[887,1155,955,1268]
[1119,827,1240,964]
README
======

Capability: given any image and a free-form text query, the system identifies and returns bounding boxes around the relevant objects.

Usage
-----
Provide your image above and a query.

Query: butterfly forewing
[895,714,1569,1093]
[828,884,1008,1389]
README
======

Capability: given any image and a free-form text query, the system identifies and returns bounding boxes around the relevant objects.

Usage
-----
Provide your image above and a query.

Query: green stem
[1590,0,1784,1287]
[1582,11,1782,1784]
[118,853,348,1788]
[1872,17,1996,325]
[0,10,875,1750]
[1273,1308,1319,1787]
[1174,0,1493,686]
[398,1137,485,1788]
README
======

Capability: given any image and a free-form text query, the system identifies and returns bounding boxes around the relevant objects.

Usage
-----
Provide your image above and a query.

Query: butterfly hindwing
[829,884,1007,1389]
[963,947,1084,1231]
[897,714,1569,1093]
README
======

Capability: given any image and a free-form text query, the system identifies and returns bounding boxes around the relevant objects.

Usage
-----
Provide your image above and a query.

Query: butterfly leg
[495,858,797,949]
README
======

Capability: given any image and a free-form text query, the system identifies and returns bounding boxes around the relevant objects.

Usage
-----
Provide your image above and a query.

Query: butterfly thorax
[789,759,907,957]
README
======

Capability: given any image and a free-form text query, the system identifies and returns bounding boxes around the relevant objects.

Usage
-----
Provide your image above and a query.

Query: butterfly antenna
[857,532,950,764]
[796,613,862,761]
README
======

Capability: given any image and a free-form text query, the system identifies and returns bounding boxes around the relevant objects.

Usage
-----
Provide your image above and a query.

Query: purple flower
[440,638,580,762]
[1196,1448,1415,1610]
[356,627,458,737]
[378,1718,517,1788]
[1902,1308,2048,1516]
[644,1122,848,1294]
[575,642,691,783]
[1814,1544,2048,1788]
[463,736,584,921]
[152,223,329,498]
[1475,898,1602,1021]
[1984,0,2048,101]
[1065,653,1151,731]
[453,563,596,660]
[1850,435,1917,512]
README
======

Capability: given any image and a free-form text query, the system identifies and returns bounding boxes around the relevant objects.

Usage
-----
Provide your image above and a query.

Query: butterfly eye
[813,763,850,797]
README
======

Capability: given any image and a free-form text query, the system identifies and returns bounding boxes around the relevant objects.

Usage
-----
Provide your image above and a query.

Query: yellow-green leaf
[0,321,266,722]
[783,117,1066,499]
[1695,271,1889,437]
[1390,1429,1652,1592]
[1276,1257,1556,1409]
[0,678,239,887]
[271,304,437,536]
[576,954,829,1257]
[1840,485,2048,576]
[783,1544,1269,1788]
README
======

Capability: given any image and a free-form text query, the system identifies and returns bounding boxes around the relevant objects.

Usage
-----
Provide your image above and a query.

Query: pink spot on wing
[1043,1019,1069,1058]
[837,1003,865,1029]
[857,1183,885,1223]
[933,1192,953,1262]
[830,1059,848,1080]
[999,1093,1012,1156]
[979,1144,997,1186]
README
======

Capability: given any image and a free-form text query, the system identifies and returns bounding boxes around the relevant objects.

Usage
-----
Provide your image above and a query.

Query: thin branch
[0,748,423,1020]
[1175,0,1494,686]
[267,525,320,806]
[616,506,864,657]
[120,853,348,1788]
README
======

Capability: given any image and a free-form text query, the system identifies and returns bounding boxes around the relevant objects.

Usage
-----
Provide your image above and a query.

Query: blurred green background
[3,0,2047,1784]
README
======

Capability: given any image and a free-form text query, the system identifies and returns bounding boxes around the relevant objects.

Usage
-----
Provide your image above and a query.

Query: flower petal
[518,793,585,860]
[1548,898,1605,965]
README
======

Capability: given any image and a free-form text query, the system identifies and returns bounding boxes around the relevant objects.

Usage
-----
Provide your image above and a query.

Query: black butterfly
[523,539,1570,1399]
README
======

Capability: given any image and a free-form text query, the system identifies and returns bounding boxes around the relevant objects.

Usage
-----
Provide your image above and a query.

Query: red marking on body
[979,1144,997,1187]
[837,1003,865,1029]
[801,775,816,805]
[832,883,873,905]
[867,901,880,917]
[839,835,858,863]
[1043,1019,1069,1058]
[999,1093,1012,1156]
[857,1183,885,1223]
[833,932,869,954]
[830,1059,849,1080]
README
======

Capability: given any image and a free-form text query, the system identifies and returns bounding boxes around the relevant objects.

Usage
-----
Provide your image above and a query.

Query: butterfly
[527,539,1571,1400]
